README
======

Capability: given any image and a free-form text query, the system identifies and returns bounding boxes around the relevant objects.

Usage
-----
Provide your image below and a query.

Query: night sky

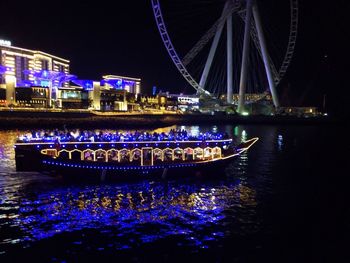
[1,0,349,116]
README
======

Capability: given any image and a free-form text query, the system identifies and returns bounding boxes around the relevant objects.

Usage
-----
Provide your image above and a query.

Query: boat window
[83,150,95,161]
[96,149,107,162]
[174,148,184,161]
[71,150,82,161]
[204,147,213,160]
[194,148,204,160]
[184,148,193,161]
[163,148,173,162]
[131,149,142,163]
[213,147,221,159]
[107,149,119,162]
[142,148,153,166]
[58,150,69,159]
[119,149,130,163]
[42,149,57,157]
[153,148,163,162]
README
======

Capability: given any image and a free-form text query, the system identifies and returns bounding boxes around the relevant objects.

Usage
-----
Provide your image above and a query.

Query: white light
[0,39,11,46]
[241,111,249,116]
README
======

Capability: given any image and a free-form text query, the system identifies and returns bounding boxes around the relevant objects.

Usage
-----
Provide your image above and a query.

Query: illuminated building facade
[220,93,273,104]
[58,86,89,109]
[15,86,50,108]
[102,75,141,95]
[73,78,140,112]
[0,39,70,107]
[139,93,199,112]
[0,40,142,111]
[277,107,319,117]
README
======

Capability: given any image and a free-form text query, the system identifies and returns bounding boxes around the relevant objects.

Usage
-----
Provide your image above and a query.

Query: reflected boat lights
[277,134,283,151]
[14,181,257,243]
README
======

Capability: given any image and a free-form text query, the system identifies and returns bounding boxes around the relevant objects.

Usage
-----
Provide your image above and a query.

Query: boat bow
[235,137,259,154]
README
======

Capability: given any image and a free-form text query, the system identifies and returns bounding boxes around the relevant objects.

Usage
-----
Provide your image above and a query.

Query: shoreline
[0,110,345,129]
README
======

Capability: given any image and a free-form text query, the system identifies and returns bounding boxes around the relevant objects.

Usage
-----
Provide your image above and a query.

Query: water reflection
[2,179,257,251]
[0,130,23,173]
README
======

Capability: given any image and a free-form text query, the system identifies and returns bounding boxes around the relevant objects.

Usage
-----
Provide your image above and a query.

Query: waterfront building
[0,40,142,111]
[161,93,200,111]
[80,78,140,112]
[58,86,89,109]
[102,75,141,95]
[139,93,199,112]
[277,107,319,117]
[15,86,50,108]
[0,39,70,107]
[140,95,163,109]
[0,85,5,106]
[220,93,273,104]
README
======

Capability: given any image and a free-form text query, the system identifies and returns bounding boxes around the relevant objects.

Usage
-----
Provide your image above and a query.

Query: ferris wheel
[151,0,298,112]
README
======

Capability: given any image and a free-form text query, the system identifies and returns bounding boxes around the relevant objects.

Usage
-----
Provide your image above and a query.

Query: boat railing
[40,145,224,164]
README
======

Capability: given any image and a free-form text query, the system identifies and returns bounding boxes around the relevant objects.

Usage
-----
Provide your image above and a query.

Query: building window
[41,60,49,70]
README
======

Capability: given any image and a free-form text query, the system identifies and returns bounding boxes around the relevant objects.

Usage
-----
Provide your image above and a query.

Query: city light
[0,39,11,46]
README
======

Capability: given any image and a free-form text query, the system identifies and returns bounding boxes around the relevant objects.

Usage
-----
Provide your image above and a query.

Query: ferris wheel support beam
[252,2,280,108]
[227,12,233,104]
[238,0,253,114]
[199,1,230,93]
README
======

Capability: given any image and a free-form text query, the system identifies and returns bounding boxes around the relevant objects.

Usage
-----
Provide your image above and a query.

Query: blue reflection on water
[11,179,256,249]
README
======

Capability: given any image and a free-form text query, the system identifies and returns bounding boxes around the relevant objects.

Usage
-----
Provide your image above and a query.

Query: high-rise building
[0,39,143,111]
[0,39,70,106]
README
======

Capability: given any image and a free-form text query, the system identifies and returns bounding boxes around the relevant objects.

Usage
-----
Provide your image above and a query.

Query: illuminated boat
[14,132,258,179]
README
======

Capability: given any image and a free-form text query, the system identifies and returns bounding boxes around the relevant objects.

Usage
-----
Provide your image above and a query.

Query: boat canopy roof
[17,129,230,143]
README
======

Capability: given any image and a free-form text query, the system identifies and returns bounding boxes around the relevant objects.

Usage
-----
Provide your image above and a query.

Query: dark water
[0,125,348,262]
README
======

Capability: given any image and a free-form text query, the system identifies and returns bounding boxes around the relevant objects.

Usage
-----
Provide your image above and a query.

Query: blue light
[72,79,94,91]
[40,80,50,87]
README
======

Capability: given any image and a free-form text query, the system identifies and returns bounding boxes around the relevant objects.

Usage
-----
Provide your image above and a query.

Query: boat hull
[14,137,258,181]
[40,155,236,181]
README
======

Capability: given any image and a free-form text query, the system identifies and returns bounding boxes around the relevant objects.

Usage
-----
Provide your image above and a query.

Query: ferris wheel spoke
[249,20,280,84]
[199,0,232,90]
[182,1,240,67]
[239,0,298,88]
[238,11,281,86]
[238,0,253,113]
